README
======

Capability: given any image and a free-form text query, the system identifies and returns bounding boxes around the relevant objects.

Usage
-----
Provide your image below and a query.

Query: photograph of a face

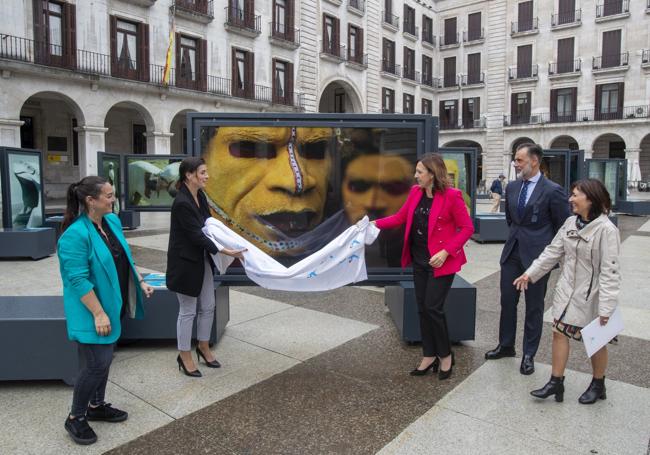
[7,151,44,228]
[125,157,183,209]
[98,153,121,214]
[199,125,418,267]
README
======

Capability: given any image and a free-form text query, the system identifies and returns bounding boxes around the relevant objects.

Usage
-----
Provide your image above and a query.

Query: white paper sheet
[581,307,624,358]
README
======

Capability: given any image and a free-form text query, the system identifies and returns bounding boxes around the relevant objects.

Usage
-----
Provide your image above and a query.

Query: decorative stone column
[74,125,108,177]
[145,131,174,155]
[0,118,24,147]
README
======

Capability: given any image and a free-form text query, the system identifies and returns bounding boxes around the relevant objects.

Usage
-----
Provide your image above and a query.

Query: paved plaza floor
[1,208,649,455]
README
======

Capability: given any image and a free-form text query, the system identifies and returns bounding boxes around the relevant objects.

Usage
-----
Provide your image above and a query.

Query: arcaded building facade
[1,0,649,199]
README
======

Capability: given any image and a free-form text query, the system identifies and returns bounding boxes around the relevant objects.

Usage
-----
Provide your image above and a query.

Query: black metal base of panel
[616,200,650,216]
[119,210,141,229]
[0,227,56,259]
[471,214,509,243]
[385,275,476,343]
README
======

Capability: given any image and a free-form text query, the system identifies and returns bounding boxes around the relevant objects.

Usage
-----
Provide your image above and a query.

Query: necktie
[517,180,530,218]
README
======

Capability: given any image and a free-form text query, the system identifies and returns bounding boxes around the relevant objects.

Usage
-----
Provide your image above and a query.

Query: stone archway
[170,109,197,154]
[318,80,363,113]
[510,136,535,158]
[104,101,155,155]
[19,91,87,200]
[592,133,626,159]
[549,135,579,150]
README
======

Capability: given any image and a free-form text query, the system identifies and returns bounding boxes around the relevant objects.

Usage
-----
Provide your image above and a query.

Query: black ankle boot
[530,375,565,402]
[579,377,606,404]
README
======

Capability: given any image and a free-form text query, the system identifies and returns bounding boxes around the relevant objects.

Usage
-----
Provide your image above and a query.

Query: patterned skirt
[552,309,583,341]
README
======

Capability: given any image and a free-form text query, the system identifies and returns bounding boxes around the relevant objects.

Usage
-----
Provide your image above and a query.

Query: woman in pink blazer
[374,153,474,380]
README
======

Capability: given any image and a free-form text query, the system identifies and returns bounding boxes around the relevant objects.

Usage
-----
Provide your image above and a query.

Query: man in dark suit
[485,143,570,375]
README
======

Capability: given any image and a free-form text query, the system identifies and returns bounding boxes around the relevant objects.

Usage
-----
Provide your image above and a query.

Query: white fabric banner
[202,216,380,292]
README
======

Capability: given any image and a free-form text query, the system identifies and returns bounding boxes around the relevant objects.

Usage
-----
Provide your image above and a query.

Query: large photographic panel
[6,149,44,228]
[439,148,476,217]
[587,159,626,207]
[97,152,122,214]
[191,114,436,270]
[124,155,184,210]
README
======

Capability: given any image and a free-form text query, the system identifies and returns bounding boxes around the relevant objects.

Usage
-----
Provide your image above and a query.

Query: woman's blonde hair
[419,152,450,193]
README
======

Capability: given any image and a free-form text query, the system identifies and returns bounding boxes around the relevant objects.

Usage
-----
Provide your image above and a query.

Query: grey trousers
[176,256,215,351]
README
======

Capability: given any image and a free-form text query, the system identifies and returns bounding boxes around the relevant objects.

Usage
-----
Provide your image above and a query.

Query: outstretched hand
[221,248,247,259]
[513,274,530,291]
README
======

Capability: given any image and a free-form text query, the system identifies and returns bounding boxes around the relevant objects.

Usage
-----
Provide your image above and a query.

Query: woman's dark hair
[61,176,108,232]
[176,157,206,190]
[419,152,450,193]
[571,178,612,220]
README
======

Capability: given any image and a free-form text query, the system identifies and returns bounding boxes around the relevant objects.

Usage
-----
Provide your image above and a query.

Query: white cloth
[202,216,380,292]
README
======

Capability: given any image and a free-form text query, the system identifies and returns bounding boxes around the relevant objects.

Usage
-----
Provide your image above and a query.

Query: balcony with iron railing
[439,33,460,48]
[596,0,630,20]
[224,7,261,37]
[382,12,400,30]
[439,121,462,130]
[508,64,539,81]
[403,21,418,40]
[643,49,650,66]
[320,42,346,62]
[402,69,420,84]
[381,60,401,78]
[129,0,156,6]
[460,72,485,86]
[173,0,214,23]
[548,58,581,76]
[346,51,368,69]
[647,0,650,12]
[462,28,485,43]
[268,21,300,49]
[419,74,436,89]
[592,52,629,71]
[503,105,650,126]
[422,30,436,47]
[0,34,304,109]
[438,74,460,89]
[511,18,539,36]
[348,0,365,15]
[551,9,582,28]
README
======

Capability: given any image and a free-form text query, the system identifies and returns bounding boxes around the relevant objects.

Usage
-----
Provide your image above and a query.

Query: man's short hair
[516,142,543,162]
[498,174,505,178]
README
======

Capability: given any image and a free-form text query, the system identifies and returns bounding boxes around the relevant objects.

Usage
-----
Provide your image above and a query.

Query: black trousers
[499,243,550,357]
[412,265,455,358]
[70,343,114,417]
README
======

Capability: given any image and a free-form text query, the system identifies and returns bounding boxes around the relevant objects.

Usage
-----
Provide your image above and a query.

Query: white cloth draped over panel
[202,217,380,292]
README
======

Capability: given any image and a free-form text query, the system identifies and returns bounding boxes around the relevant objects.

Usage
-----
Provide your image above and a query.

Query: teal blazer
[57,213,144,344]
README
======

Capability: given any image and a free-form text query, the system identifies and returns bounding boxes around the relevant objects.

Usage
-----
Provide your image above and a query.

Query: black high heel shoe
[531,375,565,402]
[177,354,202,377]
[196,347,221,368]
[438,352,454,380]
[410,358,439,376]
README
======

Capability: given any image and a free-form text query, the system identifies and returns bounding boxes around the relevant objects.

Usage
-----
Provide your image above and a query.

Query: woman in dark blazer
[374,153,474,380]
[167,157,244,377]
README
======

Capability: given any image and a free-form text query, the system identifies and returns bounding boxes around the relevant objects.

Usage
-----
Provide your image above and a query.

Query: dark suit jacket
[500,175,571,268]
[166,184,219,297]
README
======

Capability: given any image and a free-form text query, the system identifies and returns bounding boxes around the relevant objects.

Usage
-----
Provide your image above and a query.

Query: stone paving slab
[379,359,650,455]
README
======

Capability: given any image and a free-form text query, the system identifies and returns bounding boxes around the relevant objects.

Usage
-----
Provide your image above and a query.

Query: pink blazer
[375,185,474,277]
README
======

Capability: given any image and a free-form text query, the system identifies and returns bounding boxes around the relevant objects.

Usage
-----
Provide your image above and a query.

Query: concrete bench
[0,296,79,385]
[385,275,477,343]
[0,284,229,385]
[0,227,56,259]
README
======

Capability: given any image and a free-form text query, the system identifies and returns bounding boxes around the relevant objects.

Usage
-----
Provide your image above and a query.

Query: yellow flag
[162,19,175,86]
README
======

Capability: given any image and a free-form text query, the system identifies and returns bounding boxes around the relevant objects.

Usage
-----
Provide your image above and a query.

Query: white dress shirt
[519,171,541,206]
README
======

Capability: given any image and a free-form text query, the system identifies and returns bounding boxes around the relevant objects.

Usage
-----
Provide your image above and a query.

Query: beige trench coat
[525,214,621,327]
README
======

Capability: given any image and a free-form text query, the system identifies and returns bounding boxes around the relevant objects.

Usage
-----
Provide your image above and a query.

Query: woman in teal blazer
[58,176,153,445]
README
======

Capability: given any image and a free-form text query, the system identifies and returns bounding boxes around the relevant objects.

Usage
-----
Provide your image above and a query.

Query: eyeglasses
[347,179,411,196]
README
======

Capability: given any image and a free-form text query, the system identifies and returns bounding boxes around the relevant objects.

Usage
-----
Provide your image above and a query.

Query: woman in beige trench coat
[513,179,620,404]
